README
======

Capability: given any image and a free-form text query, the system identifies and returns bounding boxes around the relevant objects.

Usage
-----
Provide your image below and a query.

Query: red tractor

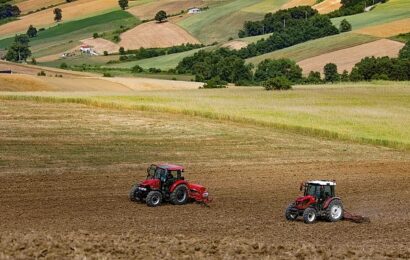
[285,180,344,224]
[129,164,211,207]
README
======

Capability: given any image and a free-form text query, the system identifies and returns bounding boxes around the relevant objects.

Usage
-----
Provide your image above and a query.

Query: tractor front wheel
[285,203,298,221]
[170,184,189,205]
[326,200,344,222]
[146,191,162,207]
[303,207,317,224]
[129,184,139,202]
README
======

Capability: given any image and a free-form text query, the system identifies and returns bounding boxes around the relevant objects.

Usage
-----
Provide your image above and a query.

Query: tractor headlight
[138,187,147,191]
[202,192,209,198]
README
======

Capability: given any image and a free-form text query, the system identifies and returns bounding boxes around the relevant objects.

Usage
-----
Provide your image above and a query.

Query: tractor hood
[188,183,207,193]
[296,195,315,203]
[140,179,160,188]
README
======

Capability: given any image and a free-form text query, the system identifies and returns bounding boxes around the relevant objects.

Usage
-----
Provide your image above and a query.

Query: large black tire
[170,184,189,205]
[303,207,317,224]
[326,199,344,222]
[129,185,139,202]
[285,203,298,221]
[146,191,162,207]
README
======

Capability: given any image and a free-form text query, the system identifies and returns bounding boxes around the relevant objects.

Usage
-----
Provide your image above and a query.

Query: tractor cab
[146,164,184,182]
[301,180,336,201]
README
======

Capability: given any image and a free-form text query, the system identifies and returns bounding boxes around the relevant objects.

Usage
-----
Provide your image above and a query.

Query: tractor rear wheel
[170,184,189,205]
[129,185,139,202]
[146,191,162,207]
[326,200,344,222]
[285,203,298,221]
[303,207,317,224]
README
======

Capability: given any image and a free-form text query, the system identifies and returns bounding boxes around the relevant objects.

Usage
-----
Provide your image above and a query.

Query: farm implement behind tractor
[129,164,211,207]
[285,180,369,224]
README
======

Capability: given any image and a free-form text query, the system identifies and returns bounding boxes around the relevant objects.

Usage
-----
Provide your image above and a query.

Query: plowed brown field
[356,18,410,37]
[119,21,200,49]
[297,39,404,74]
[0,99,409,259]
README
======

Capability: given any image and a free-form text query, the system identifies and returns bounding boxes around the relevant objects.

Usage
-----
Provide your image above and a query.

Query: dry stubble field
[0,99,409,259]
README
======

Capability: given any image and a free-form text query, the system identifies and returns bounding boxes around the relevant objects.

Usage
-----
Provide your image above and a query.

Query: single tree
[263,76,292,90]
[324,63,340,82]
[118,0,128,10]
[26,25,38,38]
[339,19,352,32]
[155,10,167,23]
[5,34,31,62]
[306,71,322,84]
[119,47,125,55]
[341,70,349,82]
[54,8,62,22]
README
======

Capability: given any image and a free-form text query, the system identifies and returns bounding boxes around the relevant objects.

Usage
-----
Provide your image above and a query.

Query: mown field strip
[1,82,409,150]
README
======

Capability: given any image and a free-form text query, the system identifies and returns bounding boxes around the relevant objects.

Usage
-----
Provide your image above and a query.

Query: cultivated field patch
[356,18,410,37]
[313,0,342,14]
[0,0,120,37]
[16,0,65,15]
[297,39,404,74]
[119,21,200,50]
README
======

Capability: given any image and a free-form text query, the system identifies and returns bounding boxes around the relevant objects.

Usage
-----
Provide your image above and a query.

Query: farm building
[79,45,98,55]
[188,7,201,14]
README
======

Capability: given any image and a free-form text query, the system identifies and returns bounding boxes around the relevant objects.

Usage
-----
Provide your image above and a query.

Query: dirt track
[0,100,409,258]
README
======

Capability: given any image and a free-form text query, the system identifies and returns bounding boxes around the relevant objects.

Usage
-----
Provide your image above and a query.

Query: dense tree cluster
[254,59,302,82]
[155,10,167,23]
[0,2,20,20]
[5,34,31,62]
[118,0,128,10]
[176,48,253,85]
[238,6,319,38]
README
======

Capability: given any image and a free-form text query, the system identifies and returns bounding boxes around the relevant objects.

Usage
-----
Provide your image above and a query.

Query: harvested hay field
[297,39,404,74]
[313,0,342,14]
[0,99,409,258]
[102,77,202,90]
[119,21,200,50]
[16,0,65,15]
[356,18,410,37]
[0,74,133,92]
[0,60,95,77]
[0,0,119,37]
[127,0,205,20]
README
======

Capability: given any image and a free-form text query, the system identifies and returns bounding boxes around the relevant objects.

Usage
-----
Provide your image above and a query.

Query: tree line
[175,40,410,89]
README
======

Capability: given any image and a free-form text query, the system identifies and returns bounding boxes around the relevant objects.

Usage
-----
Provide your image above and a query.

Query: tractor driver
[161,170,175,192]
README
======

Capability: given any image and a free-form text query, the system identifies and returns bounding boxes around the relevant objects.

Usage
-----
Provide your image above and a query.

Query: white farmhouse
[188,7,201,14]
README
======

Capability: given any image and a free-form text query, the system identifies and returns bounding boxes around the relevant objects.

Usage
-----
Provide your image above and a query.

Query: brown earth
[0,0,119,36]
[297,39,404,74]
[127,0,205,20]
[356,18,410,37]
[0,100,409,258]
[313,0,342,14]
[119,21,200,50]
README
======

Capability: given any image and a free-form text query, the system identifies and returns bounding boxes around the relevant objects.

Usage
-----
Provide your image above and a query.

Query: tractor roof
[307,180,336,186]
[156,164,184,171]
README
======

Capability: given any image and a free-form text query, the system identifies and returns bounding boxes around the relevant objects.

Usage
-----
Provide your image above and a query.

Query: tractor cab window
[322,185,332,198]
[305,184,318,197]
[146,165,156,179]
[154,168,166,180]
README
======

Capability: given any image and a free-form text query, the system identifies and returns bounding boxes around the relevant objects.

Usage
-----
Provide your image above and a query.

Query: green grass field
[178,0,265,44]
[1,82,409,149]
[246,32,378,64]
[0,10,139,58]
[331,0,410,30]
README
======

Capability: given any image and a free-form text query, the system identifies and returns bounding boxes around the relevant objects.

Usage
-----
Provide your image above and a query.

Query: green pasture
[331,0,410,30]
[1,82,409,149]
